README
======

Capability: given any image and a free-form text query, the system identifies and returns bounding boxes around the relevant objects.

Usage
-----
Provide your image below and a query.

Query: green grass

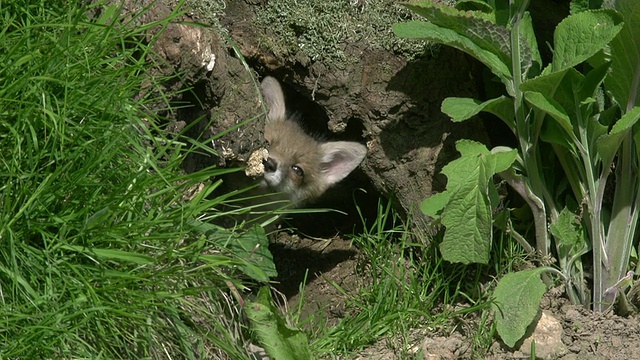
[304,202,445,355]
[0,1,270,358]
[304,200,529,358]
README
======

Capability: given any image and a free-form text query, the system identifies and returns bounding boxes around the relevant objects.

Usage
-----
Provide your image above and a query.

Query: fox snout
[258,77,367,206]
[260,155,291,191]
[262,157,277,173]
[260,153,304,197]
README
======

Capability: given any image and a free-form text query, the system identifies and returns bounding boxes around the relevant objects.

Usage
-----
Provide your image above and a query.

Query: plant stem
[510,0,549,258]
[505,222,534,253]
[499,169,547,252]
[573,95,608,310]
[596,134,639,311]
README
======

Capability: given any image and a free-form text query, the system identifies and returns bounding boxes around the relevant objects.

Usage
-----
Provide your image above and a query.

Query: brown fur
[259,77,367,206]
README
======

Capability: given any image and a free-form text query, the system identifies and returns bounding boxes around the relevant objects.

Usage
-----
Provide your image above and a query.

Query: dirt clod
[245,148,268,178]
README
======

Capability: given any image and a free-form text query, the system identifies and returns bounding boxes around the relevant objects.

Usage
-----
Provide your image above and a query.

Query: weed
[395,0,640,347]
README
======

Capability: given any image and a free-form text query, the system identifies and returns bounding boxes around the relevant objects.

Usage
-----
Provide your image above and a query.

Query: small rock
[443,335,463,354]
[422,336,456,360]
[520,310,568,360]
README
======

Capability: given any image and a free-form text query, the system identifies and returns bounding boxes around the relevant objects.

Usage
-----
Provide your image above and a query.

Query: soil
[109,0,640,359]
[270,232,359,329]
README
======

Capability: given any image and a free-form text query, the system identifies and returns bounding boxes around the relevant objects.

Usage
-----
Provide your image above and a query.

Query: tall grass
[308,202,448,355]
[308,201,526,357]
[0,1,262,358]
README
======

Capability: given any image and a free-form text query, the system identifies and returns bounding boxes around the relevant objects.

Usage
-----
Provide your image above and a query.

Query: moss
[254,0,437,64]
[184,0,227,31]
[185,0,442,68]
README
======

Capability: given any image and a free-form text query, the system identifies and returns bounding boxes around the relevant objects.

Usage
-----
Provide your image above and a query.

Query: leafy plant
[245,287,312,360]
[394,0,640,347]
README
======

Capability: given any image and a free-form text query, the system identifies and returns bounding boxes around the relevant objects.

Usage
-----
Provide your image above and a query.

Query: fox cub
[256,76,367,206]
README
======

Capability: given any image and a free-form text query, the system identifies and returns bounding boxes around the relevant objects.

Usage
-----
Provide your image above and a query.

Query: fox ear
[261,76,286,122]
[319,142,367,186]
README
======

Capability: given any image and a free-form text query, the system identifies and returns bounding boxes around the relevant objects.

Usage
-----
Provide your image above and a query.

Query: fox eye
[291,165,304,177]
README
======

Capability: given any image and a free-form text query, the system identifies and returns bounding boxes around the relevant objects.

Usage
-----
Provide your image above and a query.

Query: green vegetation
[185,0,227,31]
[253,0,435,63]
[307,200,520,357]
[395,0,640,347]
[0,1,274,358]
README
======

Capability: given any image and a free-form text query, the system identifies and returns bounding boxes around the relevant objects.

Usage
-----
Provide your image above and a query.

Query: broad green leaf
[518,12,542,79]
[586,110,609,157]
[540,119,576,151]
[441,140,489,190]
[440,170,492,264]
[441,96,515,130]
[392,21,512,88]
[438,141,516,264]
[596,106,640,168]
[520,65,606,118]
[455,139,491,157]
[579,61,611,100]
[438,141,490,264]
[570,0,604,14]
[402,1,510,61]
[521,68,586,118]
[224,225,276,282]
[441,97,491,122]
[394,1,517,91]
[601,135,639,311]
[245,287,311,360]
[493,268,548,347]
[420,190,449,217]
[488,147,519,175]
[552,10,623,72]
[443,140,517,188]
[401,1,539,81]
[606,0,640,111]
[520,69,570,95]
[524,91,574,137]
[556,68,593,118]
[550,208,588,261]
[560,70,590,119]
[607,104,640,134]
[455,0,493,13]
[549,208,589,306]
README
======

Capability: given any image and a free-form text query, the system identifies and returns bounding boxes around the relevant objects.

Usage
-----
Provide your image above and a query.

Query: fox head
[259,76,367,206]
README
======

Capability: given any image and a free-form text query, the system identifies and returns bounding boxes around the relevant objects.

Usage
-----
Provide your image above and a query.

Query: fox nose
[263,157,277,173]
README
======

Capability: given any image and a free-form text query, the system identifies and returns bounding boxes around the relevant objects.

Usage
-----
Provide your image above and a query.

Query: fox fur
[258,76,367,206]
